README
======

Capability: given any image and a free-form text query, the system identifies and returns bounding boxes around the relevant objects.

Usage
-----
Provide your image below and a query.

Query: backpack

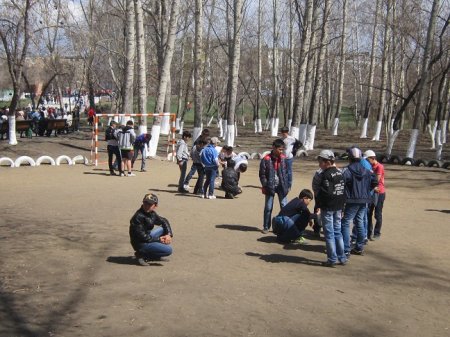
[291,139,303,157]
[105,126,115,141]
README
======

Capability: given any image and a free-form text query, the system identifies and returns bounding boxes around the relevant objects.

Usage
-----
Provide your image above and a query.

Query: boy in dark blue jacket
[200,137,219,199]
[341,147,378,256]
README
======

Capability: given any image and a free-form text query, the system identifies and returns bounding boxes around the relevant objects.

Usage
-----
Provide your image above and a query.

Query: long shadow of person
[106,256,163,267]
[216,224,261,232]
[245,252,322,266]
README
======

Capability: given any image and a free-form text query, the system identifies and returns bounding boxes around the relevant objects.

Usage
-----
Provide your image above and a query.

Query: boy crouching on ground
[129,193,173,266]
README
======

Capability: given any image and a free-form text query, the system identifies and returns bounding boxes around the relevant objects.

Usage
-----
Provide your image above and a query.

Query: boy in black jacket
[129,193,173,266]
[272,189,315,244]
[315,150,347,267]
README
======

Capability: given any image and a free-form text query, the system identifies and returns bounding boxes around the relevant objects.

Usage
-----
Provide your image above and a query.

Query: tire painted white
[372,121,382,141]
[36,156,56,166]
[238,152,250,159]
[261,150,271,158]
[14,156,36,167]
[72,155,87,165]
[0,157,14,167]
[295,149,308,157]
[148,124,161,157]
[360,118,368,138]
[250,152,259,159]
[56,155,73,166]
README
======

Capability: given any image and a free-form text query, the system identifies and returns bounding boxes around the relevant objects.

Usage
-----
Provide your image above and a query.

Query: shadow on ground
[245,252,323,266]
[216,224,260,232]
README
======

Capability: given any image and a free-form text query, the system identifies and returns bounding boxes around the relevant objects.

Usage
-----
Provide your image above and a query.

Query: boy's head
[317,149,335,169]
[364,149,377,164]
[298,189,313,205]
[182,130,192,139]
[272,139,285,157]
[201,128,210,137]
[280,126,289,138]
[142,193,158,212]
[126,120,134,126]
[347,146,362,162]
[238,163,247,173]
[144,133,152,141]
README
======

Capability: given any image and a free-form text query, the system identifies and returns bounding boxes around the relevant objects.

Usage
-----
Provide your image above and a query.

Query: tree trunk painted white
[254,119,258,133]
[270,118,278,137]
[135,0,147,134]
[192,127,202,141]
[331,118,339,136]
[160,112,171,135]
[290,126,300,140]
[441,120,447,144]
[435,129,442,160]
[123,0,136,115]
[406,129,419,158]
[148,124,161,157]
[299,124,307,144]
[175,117,181,130]
[304,124,317,151]
[360,118,369,138]
[179,121,184,134]
[218,118,223,137]
[207,115,214,126]
[386,129,400,156]
[427,122,437,149]
[226,124,235,146]
[287,119,292,129]
[221,118,227,138]
[255,0,262,131]
[8,117,17,145]
[372,121,382,141]
[234,122,238,137]
[193,0,203,131]
[256,118,262,133]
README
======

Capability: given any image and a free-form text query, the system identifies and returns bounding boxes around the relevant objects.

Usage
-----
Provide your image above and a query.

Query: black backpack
[105,126,116,141]
[291,139,303,157]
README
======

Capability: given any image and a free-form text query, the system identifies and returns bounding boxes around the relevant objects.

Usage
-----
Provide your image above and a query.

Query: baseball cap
[281,126,289,133]
[347,147,362,159]
[142,193,158,205]
[317,150,335,160]
[211,137,220,145]
[364,150,376,158]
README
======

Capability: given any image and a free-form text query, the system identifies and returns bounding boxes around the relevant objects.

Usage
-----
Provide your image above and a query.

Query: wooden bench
[45,119,67,137]
[0,120,34,139]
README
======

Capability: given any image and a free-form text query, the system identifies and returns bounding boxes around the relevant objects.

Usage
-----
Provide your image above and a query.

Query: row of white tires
[0,155,88,168]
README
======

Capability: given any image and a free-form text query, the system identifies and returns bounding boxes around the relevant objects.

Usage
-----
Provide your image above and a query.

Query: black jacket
[342,162,378,204]
[316,166,346,211]
[221,167,240,194]
[259,152,289,197]
[129,207,173,251]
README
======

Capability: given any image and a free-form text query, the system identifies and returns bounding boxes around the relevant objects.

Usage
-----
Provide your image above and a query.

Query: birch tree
[193,0,203,141]
[135,0,147,134]
[122,0,135,117]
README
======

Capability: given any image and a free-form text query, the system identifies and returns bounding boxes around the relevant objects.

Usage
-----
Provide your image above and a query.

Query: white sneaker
[208,195,216,199]
[183,184,190,190]
[120,173,125,177]
[128,173,136,177]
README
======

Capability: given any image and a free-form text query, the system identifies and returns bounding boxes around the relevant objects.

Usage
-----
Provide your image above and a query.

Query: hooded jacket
[342,161,378,204]
[116,125,136,150]
[259,152,289,197]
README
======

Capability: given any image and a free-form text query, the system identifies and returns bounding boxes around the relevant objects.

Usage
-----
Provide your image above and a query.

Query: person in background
[176,130,192,193]
[201,137,220,199]
[105,121,122,176]
[116,120,136,177]
[131,133,152,172]
[221,158,248,199]
[280,126,296,191]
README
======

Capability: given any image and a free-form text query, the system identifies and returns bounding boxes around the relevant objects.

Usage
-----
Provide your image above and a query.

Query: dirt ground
[1,126,450,337]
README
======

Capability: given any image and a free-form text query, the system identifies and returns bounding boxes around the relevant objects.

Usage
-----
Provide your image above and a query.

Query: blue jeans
[351,206,368,240]
[184,163,205,194]
[137,227,172,259]
[203,166,218,197]
[178,160,188,190]
[263,192,287,231]
[341,203,367,252]
[322,210,346,264]
[132,144,146,170]
[272,214,305,243]
[285,158,293,189]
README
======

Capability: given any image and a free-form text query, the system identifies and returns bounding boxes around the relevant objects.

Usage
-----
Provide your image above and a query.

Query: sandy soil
[1,127,450,337]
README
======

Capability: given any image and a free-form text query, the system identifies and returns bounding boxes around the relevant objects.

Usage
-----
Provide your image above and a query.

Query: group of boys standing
[259,137,386,268]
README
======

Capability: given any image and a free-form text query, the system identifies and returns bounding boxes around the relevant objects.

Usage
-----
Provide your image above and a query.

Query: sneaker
[350,248,365,256]
[208,195,216,199]
[178,188,189,193]
[345,252,351,259]
[201,194,206,199]
[128,173,136,177]
[183,184,190,190]
[339,259,348,266]
[322,261,336,268]
[261,229,269,234]
[134,252,148,266]
[120,173,125,177]
[110,171,117,176]
[373,234,381,240]
[140,169,147,172]
[293,236,308,245]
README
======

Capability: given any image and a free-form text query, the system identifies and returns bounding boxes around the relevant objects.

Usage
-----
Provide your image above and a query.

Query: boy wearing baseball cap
[129,193,173,265]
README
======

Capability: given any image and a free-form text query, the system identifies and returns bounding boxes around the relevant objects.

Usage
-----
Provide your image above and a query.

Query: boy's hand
[160,235,172,244]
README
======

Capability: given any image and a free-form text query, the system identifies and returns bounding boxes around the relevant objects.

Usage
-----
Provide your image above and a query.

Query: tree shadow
[216,224,260,232]
[245,252,322,266]
[425,209,450,214]
[106,256,163,267]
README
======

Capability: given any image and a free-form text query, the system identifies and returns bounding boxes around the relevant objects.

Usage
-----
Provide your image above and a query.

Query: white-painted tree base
[207,115,214,127]
[148,124,161,157]
[160,112,171,135]
[372,121,382,141]
[441,120,447,144]
[386,130,400,156]
[304,124,316,151]
[290,126,299,140]
[179,121,184,134]
[192,127,202,142]
[299,124,307,144]
[436,129,442,160]
[405,129,419,158]
[226,124,235,146]
[175,118,181,130]
[8,117,17,145]
[360,118,368,138]
[270,118,279,137]
[331,118,339,136]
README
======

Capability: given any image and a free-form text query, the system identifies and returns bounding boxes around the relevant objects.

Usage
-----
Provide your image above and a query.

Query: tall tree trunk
[225,0,243,146]
[287,0,295,130]
[406,0,439,158]
[270,0,280,137]
[255,0,263,133]
[193,0,203,141]
[123,0,136,117]
[331,0,347,136]
[135,0,147,134]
